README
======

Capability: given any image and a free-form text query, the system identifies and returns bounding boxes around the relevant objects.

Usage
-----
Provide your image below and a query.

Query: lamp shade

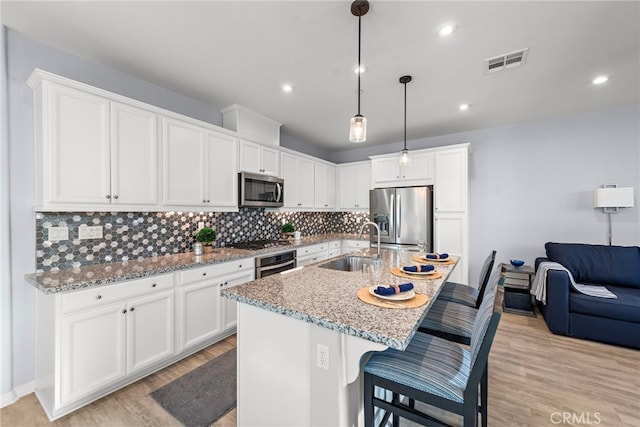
[593,187,635,208]
[349,115,367,143]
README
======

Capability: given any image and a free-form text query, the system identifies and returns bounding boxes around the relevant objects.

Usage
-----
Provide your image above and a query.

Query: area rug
[150,348,236,427]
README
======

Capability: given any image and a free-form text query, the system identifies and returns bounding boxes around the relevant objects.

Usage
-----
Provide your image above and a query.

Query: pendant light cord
[403,81,407,150]
[357,15,362,115]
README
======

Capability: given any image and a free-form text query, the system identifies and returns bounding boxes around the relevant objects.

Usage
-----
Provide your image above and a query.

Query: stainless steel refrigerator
[369,186,433,250]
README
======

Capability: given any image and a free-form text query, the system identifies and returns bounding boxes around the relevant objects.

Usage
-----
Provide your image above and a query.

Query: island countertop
[222,249,458,350]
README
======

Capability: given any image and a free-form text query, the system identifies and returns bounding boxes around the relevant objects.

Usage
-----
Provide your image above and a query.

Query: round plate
[402,268,437,276]
[421,255,450,262]
[369,286,415,301]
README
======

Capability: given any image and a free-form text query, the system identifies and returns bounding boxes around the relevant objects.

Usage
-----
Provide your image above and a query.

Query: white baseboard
[0,381,34,409]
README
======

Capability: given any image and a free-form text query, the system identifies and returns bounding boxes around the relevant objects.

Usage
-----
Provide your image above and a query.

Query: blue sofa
[535,242,640,349]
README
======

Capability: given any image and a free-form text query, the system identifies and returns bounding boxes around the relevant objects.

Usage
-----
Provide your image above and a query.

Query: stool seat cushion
[364,334,470,404]
[437,281,479,307]
[419,299,477,339]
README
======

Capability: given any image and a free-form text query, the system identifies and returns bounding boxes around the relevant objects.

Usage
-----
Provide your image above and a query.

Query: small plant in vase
[281,222,295,239]
[195,227,217,254]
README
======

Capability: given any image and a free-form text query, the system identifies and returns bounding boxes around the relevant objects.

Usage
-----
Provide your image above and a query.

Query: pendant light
[349,0,369,143]
[399,75,412,165]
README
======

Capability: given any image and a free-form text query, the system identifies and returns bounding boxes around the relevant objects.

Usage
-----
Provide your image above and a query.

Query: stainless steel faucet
[357,221,381,259]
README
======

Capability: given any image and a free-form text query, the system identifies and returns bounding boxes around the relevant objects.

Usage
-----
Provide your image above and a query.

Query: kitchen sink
[318,255,378,272]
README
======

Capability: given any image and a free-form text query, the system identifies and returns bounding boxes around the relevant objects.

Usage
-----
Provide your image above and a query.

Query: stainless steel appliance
[369,186,433,250]
[255,250,297,278]
[238,172,284,208]
[228,239,296,278]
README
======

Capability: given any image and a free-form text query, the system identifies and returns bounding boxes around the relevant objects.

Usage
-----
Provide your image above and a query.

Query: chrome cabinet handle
[113,195,119,199]
[96,295,102,300]
[105,195,111,199]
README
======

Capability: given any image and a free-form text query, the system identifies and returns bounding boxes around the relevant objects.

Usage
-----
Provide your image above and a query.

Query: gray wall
[3,26,639,399]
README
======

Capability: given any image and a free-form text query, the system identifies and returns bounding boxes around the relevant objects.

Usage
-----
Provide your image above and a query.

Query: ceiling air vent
[485,48,529,74]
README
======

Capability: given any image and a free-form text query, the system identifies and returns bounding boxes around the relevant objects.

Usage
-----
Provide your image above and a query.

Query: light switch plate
[48,226,69,242]
[78,225,103,240]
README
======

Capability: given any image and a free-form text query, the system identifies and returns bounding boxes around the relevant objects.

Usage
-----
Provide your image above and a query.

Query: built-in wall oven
[255,250,297,278]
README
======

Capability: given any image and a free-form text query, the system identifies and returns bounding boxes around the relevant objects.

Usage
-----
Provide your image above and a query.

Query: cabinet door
[221,269,254,332]
[402,152,434,184]
[337,165,357,209]
[314,163,335,209]
[163,118,206,206]
[111,102,158,206]
[48,84,110,205]
[206,132,237,207]
[434,148,468,212]
[126,290,174,374]
[356,163,372,209]
[60,303,126,405]
[297,157,315,208]
[239,140,262,174]
[434,213,468,285]
[179,280,221,350]
[371,157,400,188]
[261,146,280,176]
[281,152,299,207]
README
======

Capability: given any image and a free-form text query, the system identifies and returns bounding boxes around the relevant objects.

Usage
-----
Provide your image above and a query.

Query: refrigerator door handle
[389,194,395,240]
[397,194,401,238]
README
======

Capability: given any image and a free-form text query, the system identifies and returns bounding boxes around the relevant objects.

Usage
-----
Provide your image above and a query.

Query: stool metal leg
[481,364,488,427]
[364,374,374,427]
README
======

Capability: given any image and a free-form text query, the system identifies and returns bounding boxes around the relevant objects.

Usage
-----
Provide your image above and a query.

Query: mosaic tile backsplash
[35,209,370,272]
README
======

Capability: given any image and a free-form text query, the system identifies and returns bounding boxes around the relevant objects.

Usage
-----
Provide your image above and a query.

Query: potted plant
[281,222,295,239]
[195,227,217,254]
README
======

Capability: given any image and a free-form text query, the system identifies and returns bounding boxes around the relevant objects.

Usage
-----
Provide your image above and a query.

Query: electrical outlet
[317,344,329,370]
[78,225,103,240]
[48,226,69,242]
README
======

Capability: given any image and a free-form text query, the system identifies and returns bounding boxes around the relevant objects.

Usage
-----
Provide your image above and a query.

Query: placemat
[412,255,455,265]
[389,267,443,280]
[357,287,429,309]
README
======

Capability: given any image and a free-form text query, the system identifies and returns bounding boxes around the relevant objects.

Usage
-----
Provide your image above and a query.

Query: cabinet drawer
[328,240,341,250]
[61,273,174,314]
[179,258,253,285]
[296,243,327,257]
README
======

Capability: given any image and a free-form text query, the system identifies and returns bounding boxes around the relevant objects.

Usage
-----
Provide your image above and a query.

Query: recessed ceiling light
[282,84,294,92]
[592,75,609,85]
[459,103,470,111]
[353,65,366,74]
[438,23,456,37]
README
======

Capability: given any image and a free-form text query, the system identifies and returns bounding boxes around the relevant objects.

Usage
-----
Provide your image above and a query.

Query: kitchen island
[222,248,458,427]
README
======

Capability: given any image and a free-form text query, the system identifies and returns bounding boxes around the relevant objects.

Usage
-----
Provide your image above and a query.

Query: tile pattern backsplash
[35,209,370,272]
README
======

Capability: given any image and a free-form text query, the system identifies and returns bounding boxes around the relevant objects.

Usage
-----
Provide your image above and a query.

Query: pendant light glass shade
[399,148,411,165]
[349,1,369,143]
[350,114,367,143]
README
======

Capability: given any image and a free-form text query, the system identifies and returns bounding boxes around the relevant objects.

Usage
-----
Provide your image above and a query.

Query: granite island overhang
[222,249,459,426]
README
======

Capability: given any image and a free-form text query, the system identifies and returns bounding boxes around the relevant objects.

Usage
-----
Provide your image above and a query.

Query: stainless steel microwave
[238,172,284,208]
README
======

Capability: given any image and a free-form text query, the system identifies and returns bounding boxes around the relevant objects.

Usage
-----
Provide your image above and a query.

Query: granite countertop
[25,233,367,294]
[222,249,458,350]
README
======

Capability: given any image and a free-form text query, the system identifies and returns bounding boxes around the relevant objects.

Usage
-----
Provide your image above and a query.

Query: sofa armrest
[535,257,550,271]
[541,269,571,335]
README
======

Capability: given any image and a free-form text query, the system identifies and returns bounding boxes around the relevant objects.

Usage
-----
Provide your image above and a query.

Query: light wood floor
[1,310,639,427]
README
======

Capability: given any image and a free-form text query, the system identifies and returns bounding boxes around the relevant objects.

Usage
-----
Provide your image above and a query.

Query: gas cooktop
[229,239,292,250]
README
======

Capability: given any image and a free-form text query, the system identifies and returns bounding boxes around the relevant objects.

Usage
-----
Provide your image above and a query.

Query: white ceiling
[3,1,639,152]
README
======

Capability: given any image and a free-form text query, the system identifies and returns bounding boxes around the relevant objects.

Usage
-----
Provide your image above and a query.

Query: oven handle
[256,258,296,275]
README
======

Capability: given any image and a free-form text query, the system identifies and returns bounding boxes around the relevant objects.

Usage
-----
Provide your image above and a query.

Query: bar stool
[437,250,496,308]
[363,291,501,427]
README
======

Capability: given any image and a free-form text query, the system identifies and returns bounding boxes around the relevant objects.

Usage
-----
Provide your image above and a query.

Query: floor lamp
[593,185,635,245]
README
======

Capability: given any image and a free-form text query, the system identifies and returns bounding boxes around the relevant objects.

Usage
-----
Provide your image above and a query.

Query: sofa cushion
[569,285,640,323]
[545,243,640,289]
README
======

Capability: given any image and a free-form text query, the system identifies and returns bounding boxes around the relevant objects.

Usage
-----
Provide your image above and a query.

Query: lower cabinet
[296,242,330,266]
[341,239,370,254]
[434,212,468,285]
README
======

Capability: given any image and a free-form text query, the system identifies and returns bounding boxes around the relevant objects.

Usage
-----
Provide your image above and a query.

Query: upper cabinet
[434,147,468,212]
[371,151,434,188]
[336,161,371,210]
[281,152,314,209]
[314,162,336,210]
[28,73,159,211]
[162,117,237,209]
[239,140,280,176]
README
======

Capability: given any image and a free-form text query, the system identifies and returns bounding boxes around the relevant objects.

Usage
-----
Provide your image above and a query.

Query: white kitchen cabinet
[37,273,175,419]
[239,139,280,176]
[296,242,330,266]
[314,162,336,209]
[434,147,468,212]
[341,239,370,254]
[336,161,371,210]
[281,152,315,208]
[434,212,468,284]
[327,240,341,258]
[371,151,434,188]
[27,73,159,210]
[178,258,254,351]
[163,117,237,209]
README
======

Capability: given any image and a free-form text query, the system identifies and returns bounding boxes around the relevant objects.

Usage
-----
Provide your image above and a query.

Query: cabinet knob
[239,264,242,268]
[202,199,207,203]
[224,281,228,285]
[151,283,156,288]
[122,309,127,314]
[202,272,207,276]
[206,200,211,203]
[113,195,119,200]
[96,295,102,300]
[105,195,111,199]
[130,307,135,312]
